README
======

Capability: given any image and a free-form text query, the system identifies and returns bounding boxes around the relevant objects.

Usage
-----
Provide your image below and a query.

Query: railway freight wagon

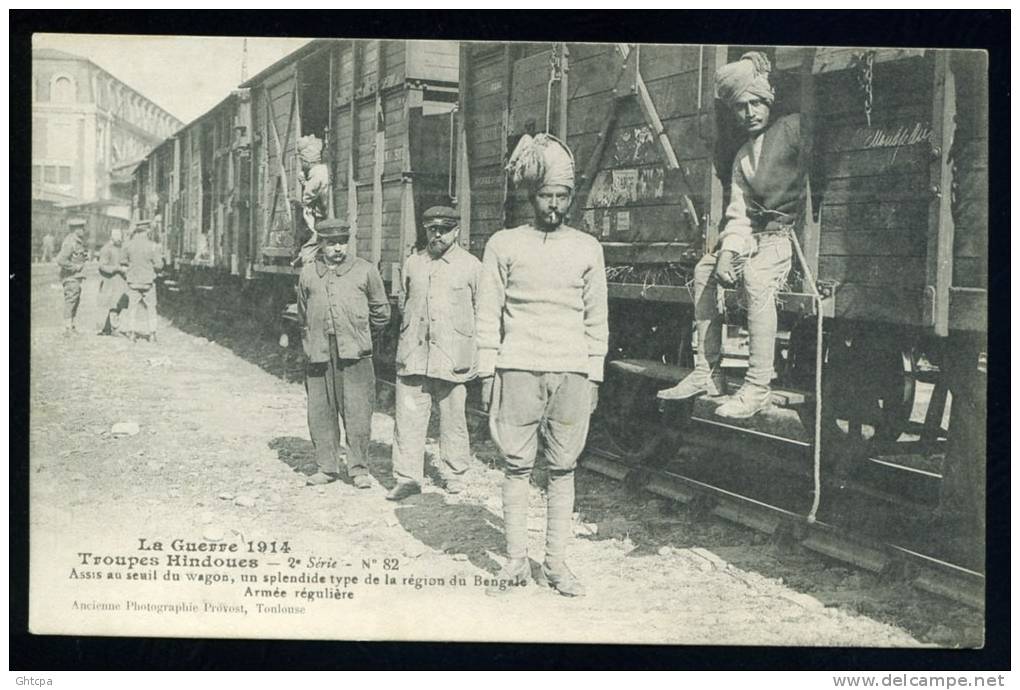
[459,43,988,581]
[134,38,460,331]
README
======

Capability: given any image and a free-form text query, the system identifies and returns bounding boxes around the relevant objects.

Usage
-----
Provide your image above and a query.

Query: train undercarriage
[591,295,986,595]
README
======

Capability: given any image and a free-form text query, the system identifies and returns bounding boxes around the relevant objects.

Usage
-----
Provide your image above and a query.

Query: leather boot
[715,382,772,419]
[658,316,723,399]
[538,470,584,597]
[485,557,531,596]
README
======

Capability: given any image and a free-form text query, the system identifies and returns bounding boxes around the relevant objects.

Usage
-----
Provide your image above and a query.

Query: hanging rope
[788,229,825,524]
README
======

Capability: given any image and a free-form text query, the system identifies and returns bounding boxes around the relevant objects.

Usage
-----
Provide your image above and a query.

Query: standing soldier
[387,206,482,501]
[294,135,331,266]
[123,220,165,342]
[657,52,801,419]
[297,219,391,489]
[477,133,609,597]
[96,227,128,335]
[55,217,89,336]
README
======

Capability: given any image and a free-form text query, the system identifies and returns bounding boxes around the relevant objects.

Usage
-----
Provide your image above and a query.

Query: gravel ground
[27,265,979,646]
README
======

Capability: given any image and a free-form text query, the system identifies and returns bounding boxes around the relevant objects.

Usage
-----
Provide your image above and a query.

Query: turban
[297,135,323,164]
[506,133,575,191]
[714,51,775,107]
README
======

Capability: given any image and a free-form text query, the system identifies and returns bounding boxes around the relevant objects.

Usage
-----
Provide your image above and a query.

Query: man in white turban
[476,132,608,597]
[295,135,331,265]
[658,51,803,419]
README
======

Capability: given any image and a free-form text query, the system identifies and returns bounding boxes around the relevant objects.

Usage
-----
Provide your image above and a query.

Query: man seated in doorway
[297,218,390,490]
[294,134,331,267]
[658,52,803,419]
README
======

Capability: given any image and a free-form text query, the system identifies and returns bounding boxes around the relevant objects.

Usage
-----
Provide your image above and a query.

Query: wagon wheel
[823,336,919,446]
[597,369,666,462]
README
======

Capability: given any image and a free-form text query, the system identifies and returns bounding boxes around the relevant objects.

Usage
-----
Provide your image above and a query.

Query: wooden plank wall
[566,43,712,249]
[814,55,935,325]
[464,42,715,259]
[950,51,988,290]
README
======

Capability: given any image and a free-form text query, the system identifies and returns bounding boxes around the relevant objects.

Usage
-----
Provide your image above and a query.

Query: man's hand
[590,381,600,414]
[714,250,738,286]
[480,376,494,413]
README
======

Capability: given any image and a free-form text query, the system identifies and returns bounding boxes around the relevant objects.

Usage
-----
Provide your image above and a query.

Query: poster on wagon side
[26,29,990,647]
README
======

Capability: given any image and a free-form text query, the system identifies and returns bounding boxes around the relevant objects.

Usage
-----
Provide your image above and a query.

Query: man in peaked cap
[657,51,803,420]
[387,206,483,501]
[476,133,609,597]
[297,218,391,490]
[55,216,90,336]
[123,220,165,342]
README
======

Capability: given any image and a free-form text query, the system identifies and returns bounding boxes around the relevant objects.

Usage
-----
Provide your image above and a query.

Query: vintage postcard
[28,32,988,647]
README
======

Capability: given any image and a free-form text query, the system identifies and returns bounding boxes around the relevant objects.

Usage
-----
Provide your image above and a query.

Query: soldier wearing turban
[476,132,608,598]
[295,135,332,266]
[658,51,804,420]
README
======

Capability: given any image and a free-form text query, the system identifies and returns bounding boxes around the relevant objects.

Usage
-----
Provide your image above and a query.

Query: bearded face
[426,224,459,257]
[531,184,573,230]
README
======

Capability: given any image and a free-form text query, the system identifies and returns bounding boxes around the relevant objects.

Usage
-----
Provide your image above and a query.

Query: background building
[32,47,182,253]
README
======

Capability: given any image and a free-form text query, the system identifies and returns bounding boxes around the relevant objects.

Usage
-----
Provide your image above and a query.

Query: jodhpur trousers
[692,232,792,388]
[305,336,375,478]
[391,374,470,485]
[489,370,592,562]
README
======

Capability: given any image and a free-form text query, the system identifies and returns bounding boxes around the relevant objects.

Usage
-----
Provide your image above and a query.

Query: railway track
[161,290,985,614]
[374,375,986,612]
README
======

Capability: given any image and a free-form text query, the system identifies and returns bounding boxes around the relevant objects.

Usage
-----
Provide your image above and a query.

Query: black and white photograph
[17,15,1002,661]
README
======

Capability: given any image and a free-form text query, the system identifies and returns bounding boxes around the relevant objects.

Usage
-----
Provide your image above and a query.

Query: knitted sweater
[477,224,608,382]
[719,113,804,255]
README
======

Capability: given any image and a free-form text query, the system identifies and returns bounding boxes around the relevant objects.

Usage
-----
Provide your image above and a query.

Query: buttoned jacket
[297,254,391,362]
[396,244,482,383]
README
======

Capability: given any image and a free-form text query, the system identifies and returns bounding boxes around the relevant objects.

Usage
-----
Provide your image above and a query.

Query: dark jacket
[56,232,88,281]
[123,234,165,286]
[297,254,391,362]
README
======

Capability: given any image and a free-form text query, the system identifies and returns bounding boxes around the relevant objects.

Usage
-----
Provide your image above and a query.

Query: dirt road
[28,265,975,645]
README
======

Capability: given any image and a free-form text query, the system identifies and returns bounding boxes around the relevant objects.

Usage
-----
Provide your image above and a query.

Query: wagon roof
[238,37,327,89]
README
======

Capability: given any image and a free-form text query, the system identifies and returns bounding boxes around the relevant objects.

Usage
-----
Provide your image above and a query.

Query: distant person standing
[297,219,391,489]
[123,220,164,342]
[96,228,128,335]
[41,231,56,263]
[55,217,89,336]
[387,206,482,501]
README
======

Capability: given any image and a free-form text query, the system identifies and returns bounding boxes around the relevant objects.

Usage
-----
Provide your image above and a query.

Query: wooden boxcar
[459,41,988,562]
[135,38,460,296]
[459,42,987,334]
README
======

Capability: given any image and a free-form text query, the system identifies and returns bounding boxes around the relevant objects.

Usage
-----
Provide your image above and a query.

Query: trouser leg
[391,375,432,484]
[742,235,792,388]
[491,370,544,560]
[540,373,591,565]
[436,379,470,476]
[63,279,82,323]
[692,253,722,373]
[340,355,376,478]
[305,356,344,475]
[146,284,159,334]
[127,288,142,335]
